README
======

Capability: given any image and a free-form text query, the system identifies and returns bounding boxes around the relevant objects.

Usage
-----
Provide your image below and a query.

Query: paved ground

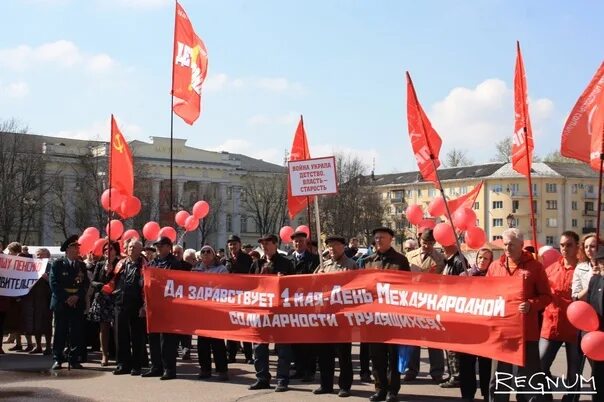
[0,342,590,401]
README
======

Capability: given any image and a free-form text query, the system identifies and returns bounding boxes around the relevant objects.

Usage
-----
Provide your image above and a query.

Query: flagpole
[300,114,313,239]
[169,0,178,221]
[597,133,604,244]
[108,115,113,244]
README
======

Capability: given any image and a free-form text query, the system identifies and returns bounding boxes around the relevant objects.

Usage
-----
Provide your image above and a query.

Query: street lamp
[506,213,515,228]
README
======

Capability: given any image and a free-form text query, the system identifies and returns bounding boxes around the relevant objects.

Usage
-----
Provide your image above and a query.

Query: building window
[227,187,233,200]
[492,235,503,241]
[546,200,558,210]
[417,189,422,197]
[586,202,594,211]
[572,201,578,210]
[460,186,468,195]
[428,188,436,197]
[510,183,520,193]
[572,184,579,193]
[396,206,404,214]
[546,236,554,246]
[546,218,558,228]
[492,201,503,209]
[532,200,537,212]
[491,184,503,193]
[545,183,557,193]
[473,202,479,210]
[572,218,578,227]
[512,200,519,212]
[586,219,595,229]
[226,214,232,232]
[586,184,594,193]
[493,218,504,227]
[241,216,248,233]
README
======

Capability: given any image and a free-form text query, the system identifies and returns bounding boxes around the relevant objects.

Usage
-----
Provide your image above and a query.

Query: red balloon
[405,204,423,225]
[464,226,486,249]
[581,331,604,361]
[295,225,311,237]
[427,197,446,217]
[78,235,95,255]
[122,229,140,242]
[175,211,190,227]
[418,219,436,231]
[120,196,141,219]
[142,221,160,240]
[83,227,100,240]
[452,207,477,231]
[184,216,199,232]
[541,248,562,269]
[433,222,456,246]
[100,188,125,212]
[279,226,295,242]
[158,226,177,243]
[192,201,210,219]
[92,238,107,257]
[567,301,600,332]
[105,219,124,241]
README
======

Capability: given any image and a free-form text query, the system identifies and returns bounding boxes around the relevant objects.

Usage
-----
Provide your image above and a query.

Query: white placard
[288,156,338,197]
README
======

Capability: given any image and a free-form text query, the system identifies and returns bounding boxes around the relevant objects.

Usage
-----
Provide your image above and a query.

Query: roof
[370,163,505,186]
[544,162,599,179]
[231,153,285,173]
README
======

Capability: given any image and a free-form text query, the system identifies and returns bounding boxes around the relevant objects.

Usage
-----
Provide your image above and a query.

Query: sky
[1,0,603,174]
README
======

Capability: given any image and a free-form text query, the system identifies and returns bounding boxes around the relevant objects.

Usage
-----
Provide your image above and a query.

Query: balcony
[509,190,539,198]
[583,210,597,217]
[585,191,598,199]
[389,197,405,204]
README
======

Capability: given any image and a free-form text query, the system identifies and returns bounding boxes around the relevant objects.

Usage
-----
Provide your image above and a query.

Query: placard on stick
[288,156,338,197]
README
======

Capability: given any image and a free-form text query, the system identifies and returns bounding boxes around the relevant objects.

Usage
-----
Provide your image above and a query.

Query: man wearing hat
[364,227,410,402]
[49,235,90,370]
[403,228,446,383]
[313,235,358,397]
[224,234,254,364]
[142,236,188,380]
[288,230,320,382]
[249,234,295,393]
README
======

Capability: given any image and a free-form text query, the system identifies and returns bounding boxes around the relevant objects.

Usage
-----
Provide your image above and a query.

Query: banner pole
[169,1,178,221]
[597,152,604,244]
[108,115,113,244]
[313,196,323,267]
[524,127,538,254]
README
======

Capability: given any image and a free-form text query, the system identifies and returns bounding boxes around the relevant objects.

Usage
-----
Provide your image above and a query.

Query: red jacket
[487,252,552,341]
[540,258,577,342]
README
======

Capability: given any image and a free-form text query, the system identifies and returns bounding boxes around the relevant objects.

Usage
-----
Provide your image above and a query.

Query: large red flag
[406,72,442,186]
[287,117,313,219]
[110,115,134,197]
[172,1,208,125]
[447,181,483,214]
[590,89,604,170]
[512,42,534,177]
[560,62,604,165]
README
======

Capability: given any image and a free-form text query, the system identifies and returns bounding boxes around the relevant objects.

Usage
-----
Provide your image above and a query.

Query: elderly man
[404,229,445,383]
[487,228,551,402]
[50,235,89,370]
[249,234,295,393]
[313,235,358,398]
[112,240,146,376]
[364,227,410,402]
[402,239,418,254]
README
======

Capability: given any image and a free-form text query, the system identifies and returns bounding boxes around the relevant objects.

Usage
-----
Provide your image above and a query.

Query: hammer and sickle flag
[110,115,134,197]
[172,1,208,125]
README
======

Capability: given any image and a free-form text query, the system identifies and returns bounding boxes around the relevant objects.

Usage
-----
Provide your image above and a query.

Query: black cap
[596,247,604,261]
[291,231,308,239]
[258,234,278,243]
[60,235,80,252]
[326,235,346,245]
[227,235,241,244]
[153,236,173,247]
[372,226,395,237]
[420,229,436,242]
[243,244,253,249]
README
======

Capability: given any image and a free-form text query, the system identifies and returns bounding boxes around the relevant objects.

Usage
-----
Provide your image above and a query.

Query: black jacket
[252,252,295,275]
[443,251,469,276]
[225,250,253,274]
[49,257,89,311]
[148,253,189,271]
[113,256,145,310]
[288,250,320,274]
[364,247,410,271]
[588,274,604,331]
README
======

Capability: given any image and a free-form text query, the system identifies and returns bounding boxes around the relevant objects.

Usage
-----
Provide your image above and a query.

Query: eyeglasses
[201,250,213,254]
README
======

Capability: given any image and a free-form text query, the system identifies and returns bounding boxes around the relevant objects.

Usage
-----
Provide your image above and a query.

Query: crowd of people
[1,226,603,402]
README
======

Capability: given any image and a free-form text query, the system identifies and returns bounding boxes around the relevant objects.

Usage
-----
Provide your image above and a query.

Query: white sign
[0,254,48,297]
[288,156,338,197]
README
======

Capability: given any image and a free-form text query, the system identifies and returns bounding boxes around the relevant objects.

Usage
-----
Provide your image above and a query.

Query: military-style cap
[227,235,242,244]
[291,231,308,239]
[258,234,278,243]
[153,236,173,247]
[325,236,346,245]
[372,227,395,237]
[60,235,80,252]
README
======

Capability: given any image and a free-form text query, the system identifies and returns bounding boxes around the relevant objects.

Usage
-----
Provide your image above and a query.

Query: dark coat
[225,250,253,274]
[443,251,469,276]
[364,247,410,271]
[288,251,320,274]
[588,274,604,331]
[148,253,189,271]
[252,252,295,276]
[49,257,89,311]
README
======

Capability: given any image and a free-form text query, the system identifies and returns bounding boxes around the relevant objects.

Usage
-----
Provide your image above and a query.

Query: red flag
[287,117,313,219]
[512,42,534,177]
[590,89,604,170]
[406,72,442,186]
[447,181,483,214]
[172,1,208,125]
[560,62,604,165]
[110,115,134,197]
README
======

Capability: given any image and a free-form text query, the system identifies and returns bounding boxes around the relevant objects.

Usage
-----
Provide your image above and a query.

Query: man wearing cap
[313,235,357,398]
[364,227,410,402]
[224,234,254,364]
[142,236,188,381]
[49,235,90,370]
[249,234,295,393]
[288,230,320,382]
[403,228,446,383]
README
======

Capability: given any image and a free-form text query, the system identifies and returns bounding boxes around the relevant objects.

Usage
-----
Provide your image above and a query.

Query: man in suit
[288,230,320,382]
[587,248,604,401]
[49,235,90,370]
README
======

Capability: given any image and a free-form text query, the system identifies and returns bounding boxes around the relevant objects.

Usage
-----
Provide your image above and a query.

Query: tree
[491,137,540,163]
[242,174,288,236]
[444,148,473,167]
[542,150,581,163]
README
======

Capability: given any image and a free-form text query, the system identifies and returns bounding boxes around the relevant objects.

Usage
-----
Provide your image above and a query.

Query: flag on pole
[560,62,604,166]
[110,115,134,197]
[590,89,604,170]
[172,1,208,125]
[287,117,313,219]
[446,181,483,214]
[406,72,442,186]
[512,42,534,176]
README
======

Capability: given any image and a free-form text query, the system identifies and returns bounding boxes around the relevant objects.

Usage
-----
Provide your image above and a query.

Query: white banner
[288,156,338,197]
[0,254,48,297]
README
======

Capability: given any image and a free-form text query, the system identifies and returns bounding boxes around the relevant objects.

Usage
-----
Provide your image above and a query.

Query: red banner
[110,115,134,197]
[512,41,534,177]
[287,116,313,219]
[144,269,525,365]
[447,181,483,214]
